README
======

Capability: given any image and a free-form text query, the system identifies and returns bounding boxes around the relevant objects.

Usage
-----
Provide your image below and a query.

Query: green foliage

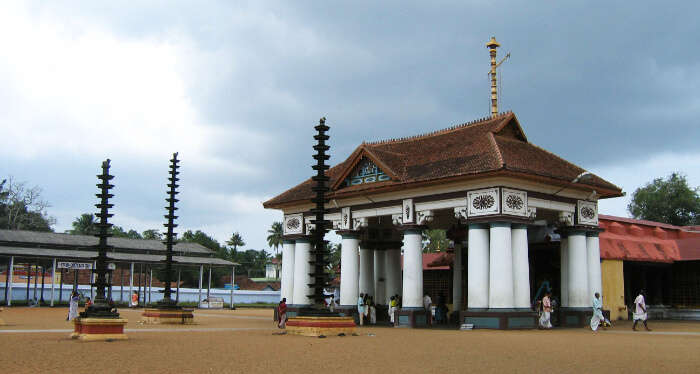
[0,177,55,232]
[422,229,450,253]
[142,229,162,240]
[628,172,700,226]
[111,225,143,239]
[266,221,283,255]
[70,213,97,235]
[226,231,245,254]
[327,242,341,278]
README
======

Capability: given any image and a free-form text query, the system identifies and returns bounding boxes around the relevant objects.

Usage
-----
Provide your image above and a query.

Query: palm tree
[70,213,96,235]
[422,229,449,253]
[226,231,245,256]
[266,221,283,255]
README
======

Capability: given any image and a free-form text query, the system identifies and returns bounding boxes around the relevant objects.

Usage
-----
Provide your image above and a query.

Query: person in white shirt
[423,293,432,325]
[632,290,651,331]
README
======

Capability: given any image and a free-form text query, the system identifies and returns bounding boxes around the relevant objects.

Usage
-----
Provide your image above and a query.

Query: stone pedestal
[71,317,128,341]
[395,308,429,327]
[141,308,194,324]
[286,316,356,337]
[559,307,610,327]
[460,309,538,329]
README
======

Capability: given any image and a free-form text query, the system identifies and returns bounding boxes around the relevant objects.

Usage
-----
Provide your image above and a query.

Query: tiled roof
[264,112,622,208]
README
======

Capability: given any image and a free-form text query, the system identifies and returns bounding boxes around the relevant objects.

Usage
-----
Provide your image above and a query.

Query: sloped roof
[264,112,622,209]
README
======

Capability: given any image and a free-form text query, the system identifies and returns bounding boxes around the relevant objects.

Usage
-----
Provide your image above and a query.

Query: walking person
[539,292,553,329]
[590,292,607,331]
[633,290,651,331]
[357,293,365,326]
[277,298,288,329]
[67,291,79,321]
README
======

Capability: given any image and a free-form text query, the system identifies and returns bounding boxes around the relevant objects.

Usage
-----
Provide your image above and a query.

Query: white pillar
[150,268,154,303]
[586,232,602,298]
[7,256,14,306]
[452,242,463,311]
[401,229,423,308]
[359,246,375,298]
[91,260,96,301]
[280,240,296,303]
[198,264,203,306]
[511,224,531,309]
[129,262,134,305]
[567,231,589,307]
[374,249,386,305]
[489,222,514,308]
[560,238,569,307]
[50,258,56,307]
[292,239,312,306]
[340,233,360,306]
[385,249,402,299]
[206,267,211,301]
[467,224,489,309]
[230,265,235,309]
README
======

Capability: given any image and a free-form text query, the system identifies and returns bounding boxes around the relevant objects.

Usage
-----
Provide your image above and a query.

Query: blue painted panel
[507,317,535,328]
[287,311,298,318]
[464,316,500,329]
[399,315,410,325]
[415,314,426,326]
[566,315,579,325]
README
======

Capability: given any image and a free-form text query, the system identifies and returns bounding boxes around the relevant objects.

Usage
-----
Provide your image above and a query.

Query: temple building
[263,111,624,328]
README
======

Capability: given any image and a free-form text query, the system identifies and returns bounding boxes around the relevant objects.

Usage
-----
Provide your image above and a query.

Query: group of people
[66,291,93,321]
[356,293,380,325]
[423,293,449,325]
[538,290,651,332]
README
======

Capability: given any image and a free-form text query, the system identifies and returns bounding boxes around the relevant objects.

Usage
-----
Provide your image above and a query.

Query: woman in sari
[539,292,552,329]
[277,298,288,329]
[67,291,79,321]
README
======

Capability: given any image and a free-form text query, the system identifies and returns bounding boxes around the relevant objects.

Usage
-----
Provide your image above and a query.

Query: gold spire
[487,37,500,117]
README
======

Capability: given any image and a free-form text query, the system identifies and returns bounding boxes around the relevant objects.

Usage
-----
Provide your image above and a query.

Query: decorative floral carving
[286,217,300,230]
[472,194,495,210]
[405,205,411,219]
[505,194,524,210]
[581,206,596,220]
[343,214,348,226]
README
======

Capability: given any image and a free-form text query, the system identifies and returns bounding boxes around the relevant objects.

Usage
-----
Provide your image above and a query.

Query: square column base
[460,309,538,329]
[71,317,128,341]
[286,316,357,337]
[560,307,610,327]
[395,308,428,327]
[141,308,195,324]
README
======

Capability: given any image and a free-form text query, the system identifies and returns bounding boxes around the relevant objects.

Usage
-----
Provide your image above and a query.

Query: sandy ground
[1,307,700,373]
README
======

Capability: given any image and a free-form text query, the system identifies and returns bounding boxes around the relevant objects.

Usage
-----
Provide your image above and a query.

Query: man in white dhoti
[357,293,365,326]
[633,290,651,331]
[539,292,552,329]
[67,291,79,321]
[388,296,397,325]
[590,292,607,331]
[423,293,432,326]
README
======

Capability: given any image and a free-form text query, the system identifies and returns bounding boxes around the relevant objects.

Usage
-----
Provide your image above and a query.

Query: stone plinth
[71,317,128,341]
[460,309,538,329]
[141,308,194,324]
[286,316,356,337]
[560,307,610,327]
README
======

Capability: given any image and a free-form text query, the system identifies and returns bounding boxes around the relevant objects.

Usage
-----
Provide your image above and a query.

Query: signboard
[58,262,116,270]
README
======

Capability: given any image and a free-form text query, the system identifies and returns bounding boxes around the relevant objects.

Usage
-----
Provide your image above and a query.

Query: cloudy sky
[1,1,698,251]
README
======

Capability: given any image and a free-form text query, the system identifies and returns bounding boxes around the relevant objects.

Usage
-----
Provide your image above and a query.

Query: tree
[266,221,283,255]
[110,225,143,239]
[0,177,55,231]
[226,232,245,256]
[628,172,700,226]
[142,229,162,240]
[422,229,449,253]
[328,242,341,278]
[70,213,97,235]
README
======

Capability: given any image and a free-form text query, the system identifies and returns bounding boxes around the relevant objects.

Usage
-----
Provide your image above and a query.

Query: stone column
[586,232,602,299]
[467,224,489,309]
[7,256,14,306]
[292,238,312,306]
[511,224,531,309]
[374,249,386,305]
[384,248,402,299]
[280,239,296,303]
[197,264,203,306]
[452,242,463,311]
[489,222,514,308]
[339,232,360,307]
[359,246,375,298]
[50,258,56,307]
[401,229,423,308]
[230,266,235,309]
[567,230,590,307]
[560,237,569,307]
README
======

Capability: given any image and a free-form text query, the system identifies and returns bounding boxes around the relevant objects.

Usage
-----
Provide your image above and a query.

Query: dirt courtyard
[1,307,699,373]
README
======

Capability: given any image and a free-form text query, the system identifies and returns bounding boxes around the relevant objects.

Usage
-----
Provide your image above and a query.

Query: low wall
[0,283,279,305]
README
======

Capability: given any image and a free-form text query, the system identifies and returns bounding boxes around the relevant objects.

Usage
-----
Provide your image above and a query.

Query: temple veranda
[263,112,622,329]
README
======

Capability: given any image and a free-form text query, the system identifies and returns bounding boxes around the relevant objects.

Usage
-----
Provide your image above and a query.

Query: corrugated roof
[264,112,621,209]
[0,229,211,254]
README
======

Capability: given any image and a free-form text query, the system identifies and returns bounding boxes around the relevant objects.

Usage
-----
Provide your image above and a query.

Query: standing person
[67,291,79,321]
[328,295,335,313]
[84,297,93,310]
[633,290,651,331]
[369,300,377,325]
[388,296,397,325]
[277,298,288,329]
[130,291,139,308]
[357,293,365,326]
[539,292,553,329]
[423,293,433,326]
[590,292,606,331]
